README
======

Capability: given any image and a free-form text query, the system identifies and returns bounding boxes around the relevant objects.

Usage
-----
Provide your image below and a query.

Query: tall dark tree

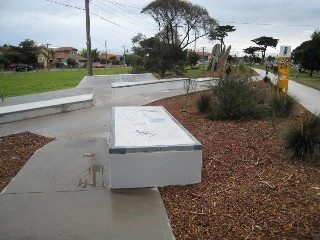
[243,46,262,57]
[18,39,37,65]
[141,0,217,75]
[209,25,236,51]
[292,30,320,76]
[251,36,278,63]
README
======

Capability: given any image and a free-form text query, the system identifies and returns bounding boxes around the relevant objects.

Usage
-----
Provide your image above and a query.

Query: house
[35,46,55,68]
[54,47,87,67]
[196,51,211,62]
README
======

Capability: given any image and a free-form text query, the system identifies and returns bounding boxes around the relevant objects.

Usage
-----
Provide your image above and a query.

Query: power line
[219,20,314,27]
[45,0,84,10]
[91,1,155,31]
[93,0,156,31]
[45,0,140,34]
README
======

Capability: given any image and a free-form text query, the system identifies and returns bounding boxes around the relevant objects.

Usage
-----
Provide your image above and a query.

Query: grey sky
[1,0,319,56]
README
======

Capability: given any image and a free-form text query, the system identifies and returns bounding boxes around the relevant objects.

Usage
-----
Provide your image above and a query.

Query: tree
[209,25,236,51]
[67,57,77,67]
[141,0,217,75]
[187,51,200,66]
[251,36,278,63]
[243,46,261,57]
[18,39,38,65]
[80,48,100,62]
[292,30,320,76]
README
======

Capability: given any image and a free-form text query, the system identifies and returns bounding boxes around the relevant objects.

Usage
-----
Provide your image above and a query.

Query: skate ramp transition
[77,73,158,88]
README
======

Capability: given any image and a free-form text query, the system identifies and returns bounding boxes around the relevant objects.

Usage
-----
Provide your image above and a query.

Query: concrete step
[0,94,94,124]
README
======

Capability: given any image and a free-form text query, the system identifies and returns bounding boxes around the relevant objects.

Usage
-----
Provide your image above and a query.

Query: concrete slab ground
[0,75,188,240]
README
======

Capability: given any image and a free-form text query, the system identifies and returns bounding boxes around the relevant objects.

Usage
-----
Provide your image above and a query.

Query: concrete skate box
[109,106,202,189]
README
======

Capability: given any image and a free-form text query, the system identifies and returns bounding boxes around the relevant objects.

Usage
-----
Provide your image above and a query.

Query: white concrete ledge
[109,106,202,189]
[0,94,94,124]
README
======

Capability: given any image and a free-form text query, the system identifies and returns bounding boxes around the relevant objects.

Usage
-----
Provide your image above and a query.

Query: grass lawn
[253,64,320,91]
[292,71,320,91]
[0,67,132,98]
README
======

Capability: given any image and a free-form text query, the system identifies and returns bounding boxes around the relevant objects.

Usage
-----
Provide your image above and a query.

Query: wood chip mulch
[146,83,320,240]
[0,132,54,192]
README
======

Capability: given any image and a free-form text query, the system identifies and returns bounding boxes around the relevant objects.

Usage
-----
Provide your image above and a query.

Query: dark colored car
[14,64,33,72]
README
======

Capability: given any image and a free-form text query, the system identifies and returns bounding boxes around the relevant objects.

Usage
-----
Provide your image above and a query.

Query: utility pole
[105,41,108,68]
[46,43,51,70]
[202,46,206,63]
[122,45,126,65]
[85,0,93,76]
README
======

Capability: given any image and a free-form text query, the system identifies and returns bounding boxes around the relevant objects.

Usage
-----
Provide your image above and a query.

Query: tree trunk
[309,69,313,77]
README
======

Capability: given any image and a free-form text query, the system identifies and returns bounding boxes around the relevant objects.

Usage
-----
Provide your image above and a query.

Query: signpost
[277,46,291,95]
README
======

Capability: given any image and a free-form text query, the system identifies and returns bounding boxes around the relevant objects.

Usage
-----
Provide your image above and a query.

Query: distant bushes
[286,114,320,162]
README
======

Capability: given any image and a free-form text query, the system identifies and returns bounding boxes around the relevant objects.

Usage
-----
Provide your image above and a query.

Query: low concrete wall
[0,94,94,124]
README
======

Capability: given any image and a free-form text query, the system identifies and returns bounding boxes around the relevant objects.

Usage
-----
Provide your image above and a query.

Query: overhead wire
[93,0,157,31]
[91,0,156,32]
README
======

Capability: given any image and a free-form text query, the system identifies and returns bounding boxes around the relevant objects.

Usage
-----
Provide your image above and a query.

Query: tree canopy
[139,0,217,76]
[243,46,262,57]
[251,36,278,63]
[209,25,236,51]
[142,0,217,50]
[292,30,320,76]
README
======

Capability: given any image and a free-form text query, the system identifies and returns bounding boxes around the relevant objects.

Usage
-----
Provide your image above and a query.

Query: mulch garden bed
[0,132,54,192]
[146,81,320,240]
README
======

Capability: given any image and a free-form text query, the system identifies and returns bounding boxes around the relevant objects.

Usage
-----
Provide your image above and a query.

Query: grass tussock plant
[196,93,212,113]
[268,93,297,118]
[286,114,320,162]
[207,77,267,120]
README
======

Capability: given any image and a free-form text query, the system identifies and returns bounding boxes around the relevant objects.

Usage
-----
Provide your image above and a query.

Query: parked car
[94,64,106,69]
[14,64,33,72]
[56,62,68,68]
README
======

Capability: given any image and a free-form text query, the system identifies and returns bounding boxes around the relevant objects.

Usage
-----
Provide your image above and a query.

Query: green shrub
[207,77,267,120]
[268,93,297,118]
[197,94,212,113]
[286,115,320,162]
[238,63,247,73]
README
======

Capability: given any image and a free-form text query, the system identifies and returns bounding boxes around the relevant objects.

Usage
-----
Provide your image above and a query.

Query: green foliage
[196,94,212,113]
[268,93,297,118]
[251,36,279,63]
[140,0,217,76]
[292,30,320,76]
[209,25,236,50]
[187,51,200,66]
[207,77,267,120]
[286,114,320,162]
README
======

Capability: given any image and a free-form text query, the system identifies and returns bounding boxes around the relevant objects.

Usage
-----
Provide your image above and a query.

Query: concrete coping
[109,106,202,154]
[111,77,219,88]
[0,94,93,115]
[111,78,189,88]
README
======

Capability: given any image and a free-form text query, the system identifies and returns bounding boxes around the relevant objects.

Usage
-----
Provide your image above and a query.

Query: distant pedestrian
[265,64,270,75]
[226,65,231,77]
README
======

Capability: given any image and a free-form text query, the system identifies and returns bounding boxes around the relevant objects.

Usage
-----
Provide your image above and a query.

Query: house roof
[55,47,78,52]
[99,54,121,60]
[196,51,210,57]
[70,54,87,61]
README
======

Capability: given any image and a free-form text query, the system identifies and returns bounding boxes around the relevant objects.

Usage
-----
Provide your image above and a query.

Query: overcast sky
[1,0,319,56]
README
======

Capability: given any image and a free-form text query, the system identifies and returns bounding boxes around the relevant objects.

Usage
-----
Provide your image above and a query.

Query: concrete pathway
[253,68,320,115]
